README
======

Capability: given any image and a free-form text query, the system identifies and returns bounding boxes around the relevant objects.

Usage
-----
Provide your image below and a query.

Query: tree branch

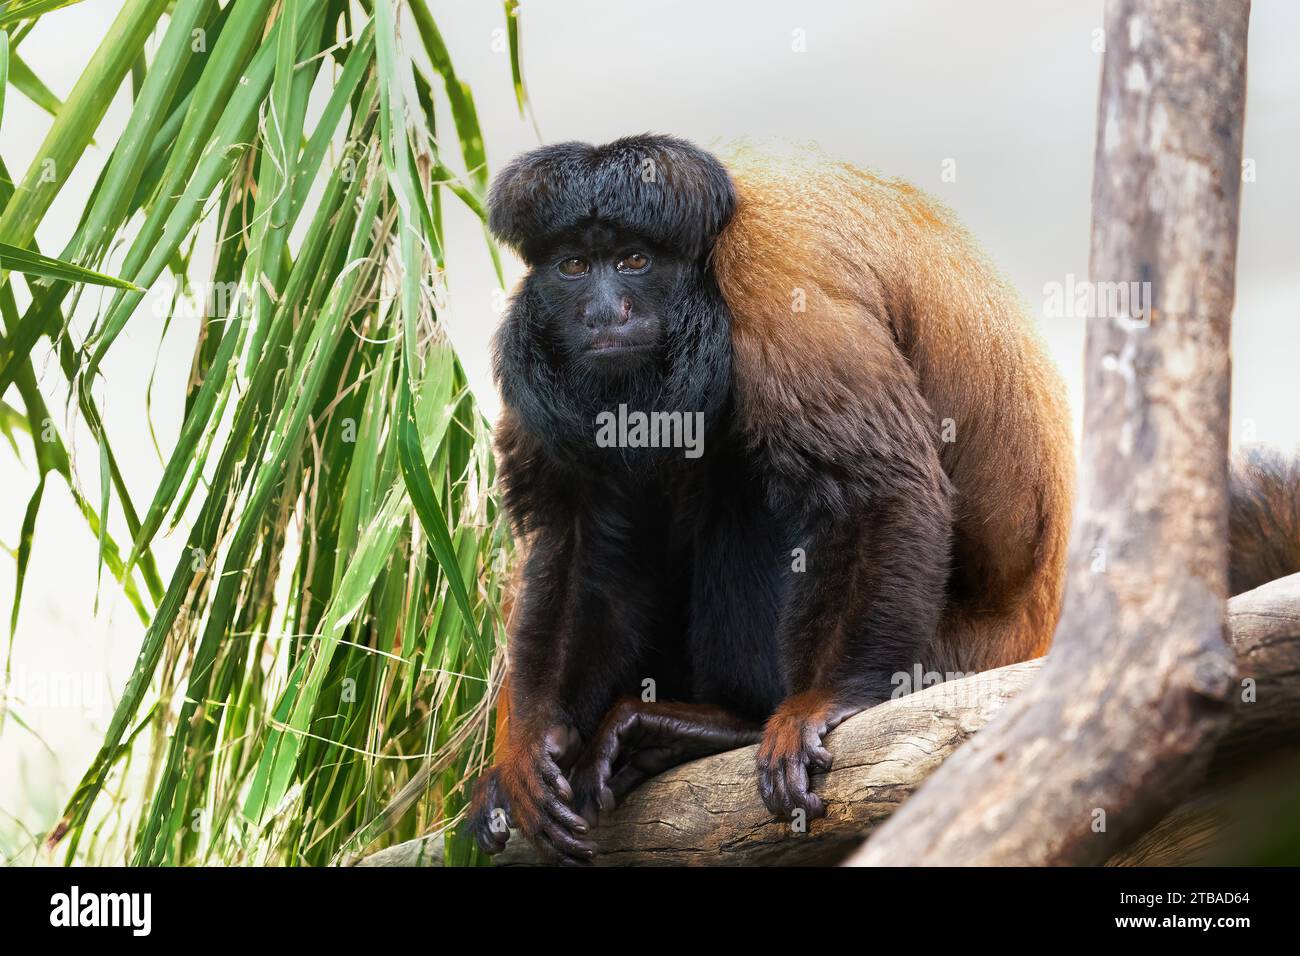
[355,574,1300,867]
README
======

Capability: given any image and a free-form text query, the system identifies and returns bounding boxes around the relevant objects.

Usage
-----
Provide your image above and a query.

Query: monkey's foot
[466,725,595,866]
[757,692,858,821]
[570,700,762,826]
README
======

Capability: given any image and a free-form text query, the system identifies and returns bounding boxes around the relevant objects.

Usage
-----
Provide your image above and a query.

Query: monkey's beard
[496,279,733,468]
[566,346,667,408]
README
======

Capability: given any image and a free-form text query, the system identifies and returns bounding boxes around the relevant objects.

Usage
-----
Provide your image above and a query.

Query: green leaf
[410,2,488,193]
[9,474,45,644]
[0,29,9,132]
[376,0,481,643]
[0,240,141,289]
[0,0,168,249]
[504,0,527,117]
[81,0,320,382]
[64,0,213,269]
[94,434,109,605]
[6,46,64,119]
[0,1,90,29]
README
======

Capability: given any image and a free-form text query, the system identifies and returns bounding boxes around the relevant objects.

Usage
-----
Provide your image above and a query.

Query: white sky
[3,0,1298,849]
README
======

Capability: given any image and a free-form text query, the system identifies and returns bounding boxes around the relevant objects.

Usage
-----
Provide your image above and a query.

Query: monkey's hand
[570,700,762,826]
[466,724,596,865]
[757,691,858,821]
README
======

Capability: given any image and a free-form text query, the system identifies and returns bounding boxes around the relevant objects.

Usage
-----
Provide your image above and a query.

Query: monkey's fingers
[807,744,834,772]
[467,771,513,855]
[539,782,591,837]
[537,819,597,864]
[606,753,664,802]
[534,749,576,804]
[801,720,835,773]
[570,759,617,827]
[756,747,786,815]
[569,712,631,824]
[475,819,511,855]
[533,830,595,867]
[788,723,833,817]
[529,791,596,865]
[782,754,826,820]
[757,717,832,820]
[757,753,826,820]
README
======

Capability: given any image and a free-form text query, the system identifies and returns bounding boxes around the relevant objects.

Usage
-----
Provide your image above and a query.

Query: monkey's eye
[616,252,651,274]
[557,257,589,278]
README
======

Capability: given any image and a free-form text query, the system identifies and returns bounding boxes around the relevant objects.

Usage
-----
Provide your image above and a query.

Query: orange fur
[712,145,1074,672]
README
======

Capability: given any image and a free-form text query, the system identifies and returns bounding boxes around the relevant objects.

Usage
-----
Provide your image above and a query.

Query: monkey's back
[713,144,1075,671]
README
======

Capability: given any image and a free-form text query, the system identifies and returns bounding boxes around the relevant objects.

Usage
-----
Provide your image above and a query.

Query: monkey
[464,134,1300,865]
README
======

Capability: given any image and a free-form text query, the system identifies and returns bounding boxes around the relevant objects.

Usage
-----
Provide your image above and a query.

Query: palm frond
[0,0,531,867]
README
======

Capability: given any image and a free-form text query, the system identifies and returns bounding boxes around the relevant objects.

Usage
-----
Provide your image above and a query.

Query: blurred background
[2,0,1298,862]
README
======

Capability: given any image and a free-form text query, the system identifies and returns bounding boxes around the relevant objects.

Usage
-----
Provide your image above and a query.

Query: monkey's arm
[466,529,598,865]
[760,479,951,819]
[729,304,954,819]
[469,483,683,863]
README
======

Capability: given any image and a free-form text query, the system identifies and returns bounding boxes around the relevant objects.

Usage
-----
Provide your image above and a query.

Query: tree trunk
[845,0,1251,867]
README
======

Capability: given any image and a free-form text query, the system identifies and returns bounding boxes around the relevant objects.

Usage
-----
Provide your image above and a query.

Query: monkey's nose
[584,295,633,328]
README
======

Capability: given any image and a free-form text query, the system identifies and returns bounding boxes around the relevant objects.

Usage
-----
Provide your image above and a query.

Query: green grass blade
[377,0,482,640]
[0,241,141,289]
[82,0,325,382]
[410,2,488,193]
[9,473,44,646]
[6,45,63,119]
[0,0,89,29]
[0,0,168,249]
[94,434,108,604]
[65,0,213,267]
[0,29,8,132]
[504,0,527,116]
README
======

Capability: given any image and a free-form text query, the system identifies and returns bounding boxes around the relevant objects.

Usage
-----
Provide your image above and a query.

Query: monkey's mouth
[586,335,656,355]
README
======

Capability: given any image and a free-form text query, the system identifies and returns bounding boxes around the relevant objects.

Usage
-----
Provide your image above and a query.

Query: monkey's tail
[1229,447,1300,596]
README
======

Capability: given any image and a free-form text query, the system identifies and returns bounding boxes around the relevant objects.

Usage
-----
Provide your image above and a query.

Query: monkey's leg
[570,699,762,825]
[566,490,785,824]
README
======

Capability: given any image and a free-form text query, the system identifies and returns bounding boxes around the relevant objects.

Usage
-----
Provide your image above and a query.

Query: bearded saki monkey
[466,135,1299,864]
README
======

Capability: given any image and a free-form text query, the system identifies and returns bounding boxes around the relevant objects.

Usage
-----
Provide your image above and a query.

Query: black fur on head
[487,134,737,264]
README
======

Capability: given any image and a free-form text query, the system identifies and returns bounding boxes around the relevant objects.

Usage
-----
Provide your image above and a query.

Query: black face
[527,222,688,375]
[494,218,732,459]
[488,136,737,456]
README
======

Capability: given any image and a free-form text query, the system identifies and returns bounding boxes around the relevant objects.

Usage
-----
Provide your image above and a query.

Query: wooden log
[355,575,1300,867]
